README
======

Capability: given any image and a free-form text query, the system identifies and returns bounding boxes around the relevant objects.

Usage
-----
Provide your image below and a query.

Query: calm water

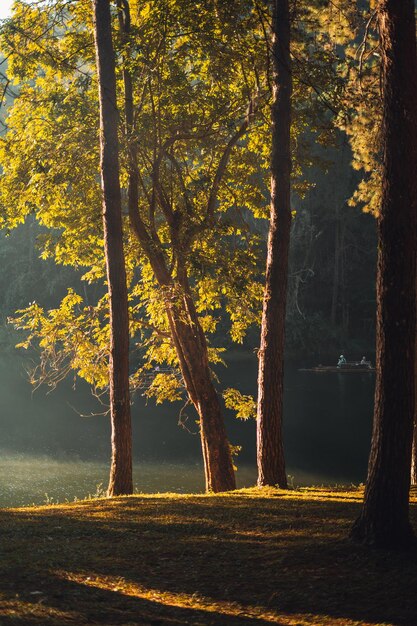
[0,353,375,507]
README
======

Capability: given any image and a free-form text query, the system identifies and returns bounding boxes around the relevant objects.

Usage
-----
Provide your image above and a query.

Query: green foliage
[145,372,183,404]
[327,1,381,215]
[0,1,269,402]
[229,443,242,471]
[0,218,80,322]
[0,0,357,413]
[223,388,256,420]
[11,290,109,389]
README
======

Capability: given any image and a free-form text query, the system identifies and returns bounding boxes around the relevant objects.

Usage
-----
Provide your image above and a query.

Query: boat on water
[299,362,375,374]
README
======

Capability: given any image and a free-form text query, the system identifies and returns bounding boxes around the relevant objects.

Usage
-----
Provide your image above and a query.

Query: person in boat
[360,356,367,365]
[337,354,347,367]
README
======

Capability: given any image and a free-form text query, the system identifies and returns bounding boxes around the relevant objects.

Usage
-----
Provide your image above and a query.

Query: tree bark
[412,419,417,487]
[412,326,417,486]
[116,0,235,493]
[256,0,292,489]
[92,0,133,496]
[135,250,236,494]
[166,271,236,492]
[350,0,417,548]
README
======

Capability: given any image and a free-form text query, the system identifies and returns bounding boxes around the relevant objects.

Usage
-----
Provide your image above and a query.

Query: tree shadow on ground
[0,492,416,625]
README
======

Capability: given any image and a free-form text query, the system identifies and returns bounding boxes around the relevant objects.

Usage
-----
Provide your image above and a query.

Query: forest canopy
[0,0,376,395]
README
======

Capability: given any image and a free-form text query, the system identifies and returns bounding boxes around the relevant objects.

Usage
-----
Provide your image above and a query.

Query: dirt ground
[0,486,416,626]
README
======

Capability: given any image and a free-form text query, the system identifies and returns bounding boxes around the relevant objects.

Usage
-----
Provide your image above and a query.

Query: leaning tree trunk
[116,0,235,493]
[92,0,133,496]
[257,0,292,489]
[165,272,236,492]
[350,0,417,548]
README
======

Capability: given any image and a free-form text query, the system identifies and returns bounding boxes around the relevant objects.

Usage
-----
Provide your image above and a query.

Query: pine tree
[351,0,417,548]
[257,0,292,488]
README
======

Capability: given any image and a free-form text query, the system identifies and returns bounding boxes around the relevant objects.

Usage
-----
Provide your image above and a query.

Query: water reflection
[0,354,375,507]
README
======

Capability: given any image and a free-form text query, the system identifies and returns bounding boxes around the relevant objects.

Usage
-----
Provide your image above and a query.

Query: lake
[0,353,375,507]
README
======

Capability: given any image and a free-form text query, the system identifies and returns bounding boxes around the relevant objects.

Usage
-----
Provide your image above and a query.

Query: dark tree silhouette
[412,419,417,486]
[257,0,292,488]
[92,0,133,496]
[351,0,417,548]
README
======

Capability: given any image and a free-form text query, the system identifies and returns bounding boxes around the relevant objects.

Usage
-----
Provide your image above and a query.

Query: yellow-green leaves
[145,372,183,404]
[223,387,256,420]
[11,289,109,390]
[0,0,350,411]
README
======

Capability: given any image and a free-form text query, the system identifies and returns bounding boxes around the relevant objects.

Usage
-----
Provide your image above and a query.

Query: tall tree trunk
[92,0,133,496]
[412,323,417,486]
[412,419,417,487]
[116,0,235,493]
[350,0,417,548]
[256,0,292,489]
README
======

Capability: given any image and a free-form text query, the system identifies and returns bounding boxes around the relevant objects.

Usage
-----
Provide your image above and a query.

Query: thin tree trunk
[350,0,417,548]
[257,0,292,489]
[92,0,133,496]
[116,0,235,493]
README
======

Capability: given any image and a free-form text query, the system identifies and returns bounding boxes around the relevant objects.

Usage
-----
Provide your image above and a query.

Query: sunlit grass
[0,454,346,507]
[0,487,416,625]
[0,455,207,506]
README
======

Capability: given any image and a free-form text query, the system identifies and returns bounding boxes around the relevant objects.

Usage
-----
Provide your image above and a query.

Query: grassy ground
[0,487,417,626]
